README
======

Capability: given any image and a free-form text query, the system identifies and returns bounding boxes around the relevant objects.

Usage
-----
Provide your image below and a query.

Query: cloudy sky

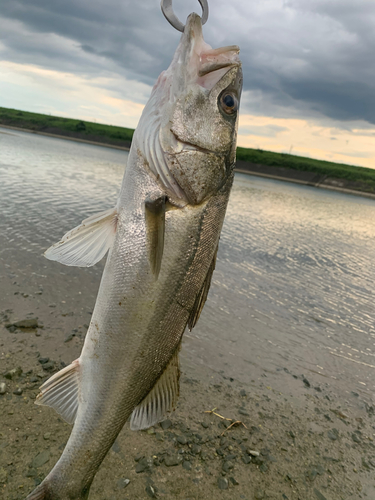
[1,0,374,168]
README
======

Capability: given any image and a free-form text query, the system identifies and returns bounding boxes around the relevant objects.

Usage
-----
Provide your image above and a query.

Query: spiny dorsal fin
[130,346,180,431]
[188,244,218,331]
[145,195,166,279]
[35,359,80,424]
[44,206,118,267]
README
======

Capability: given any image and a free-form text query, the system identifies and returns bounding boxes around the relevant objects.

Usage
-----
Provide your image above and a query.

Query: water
[1,127,375,403]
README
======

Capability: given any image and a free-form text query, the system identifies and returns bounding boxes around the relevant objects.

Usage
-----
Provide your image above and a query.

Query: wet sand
[1,266,375,500]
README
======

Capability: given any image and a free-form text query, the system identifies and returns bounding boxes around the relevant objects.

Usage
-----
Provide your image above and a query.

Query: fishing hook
[161,0,209,32]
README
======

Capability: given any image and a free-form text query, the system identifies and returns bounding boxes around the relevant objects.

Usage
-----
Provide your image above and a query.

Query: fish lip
[171,130,218,156]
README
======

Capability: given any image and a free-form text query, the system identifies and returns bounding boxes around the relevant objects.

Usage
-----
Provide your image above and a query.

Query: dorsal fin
[188,244,218,330]
[130,346,180,431]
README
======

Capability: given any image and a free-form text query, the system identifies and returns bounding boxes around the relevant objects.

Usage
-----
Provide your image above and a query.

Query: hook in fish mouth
[161,0,209,32]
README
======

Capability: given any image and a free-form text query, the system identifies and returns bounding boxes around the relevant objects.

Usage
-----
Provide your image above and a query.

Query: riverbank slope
[1,106,375,197]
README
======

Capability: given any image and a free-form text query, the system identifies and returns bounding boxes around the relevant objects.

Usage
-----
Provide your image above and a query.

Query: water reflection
[1,128,375,398]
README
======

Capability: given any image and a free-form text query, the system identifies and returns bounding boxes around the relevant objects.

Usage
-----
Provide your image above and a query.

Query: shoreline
[1,124,375,200]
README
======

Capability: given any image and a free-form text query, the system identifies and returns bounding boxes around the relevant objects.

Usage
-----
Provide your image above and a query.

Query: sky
[0,0,374,168]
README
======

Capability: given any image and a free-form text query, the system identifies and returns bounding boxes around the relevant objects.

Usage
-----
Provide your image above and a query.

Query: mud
[1,270,375,500]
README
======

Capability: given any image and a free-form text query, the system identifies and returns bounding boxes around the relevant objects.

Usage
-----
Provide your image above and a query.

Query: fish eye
[219,92,238,115]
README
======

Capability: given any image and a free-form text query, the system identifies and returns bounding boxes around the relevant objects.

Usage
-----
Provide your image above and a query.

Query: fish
[26,12,242,500]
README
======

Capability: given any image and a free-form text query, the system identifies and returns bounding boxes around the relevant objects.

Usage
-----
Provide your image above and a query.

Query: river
[1,126,375,405]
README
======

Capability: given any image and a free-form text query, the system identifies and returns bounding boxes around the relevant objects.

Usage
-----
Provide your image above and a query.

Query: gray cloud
[1,0,375,126]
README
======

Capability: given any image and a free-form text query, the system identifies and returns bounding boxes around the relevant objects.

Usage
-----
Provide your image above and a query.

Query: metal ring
[161,0,209,33]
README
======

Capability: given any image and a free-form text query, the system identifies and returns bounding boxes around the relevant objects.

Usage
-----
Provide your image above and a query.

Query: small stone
[240,389,247,397]
[254,490,265,499]
[164,455,180,467]
[32,450,50,468]
[64,334,74,343]
[259,463,268,473]
[242,455,251,464]
[201,422,209,428]
[117,478,130,489]
[217,477,228,490]
[177,435,188,445]
[13,318,38,328]
[191,444,201,455]
[248,450,260,457]
[238,409,250,416]
[352,433,361,443]
[4,367,22,380]
[303,378,311,388]
[222,461,234,472]
[0,382,6,395]
[30,377,38,383]
[145,485,157,498]
[135,462,148,473]
[42,362,55,371]
[160,419,172,430]
[13,387,23,395]
[229,476,239,485]
[327,429,339,441]
[182,461,192,471]
[146,427,155,435]
[314,489,328,500]
[43,433,51,440]
[38,357,49,364]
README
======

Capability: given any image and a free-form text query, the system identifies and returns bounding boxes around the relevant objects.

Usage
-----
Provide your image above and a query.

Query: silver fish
[27,13,242,500]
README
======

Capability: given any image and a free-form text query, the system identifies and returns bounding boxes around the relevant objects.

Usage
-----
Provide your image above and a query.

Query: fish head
[135,13,242,205]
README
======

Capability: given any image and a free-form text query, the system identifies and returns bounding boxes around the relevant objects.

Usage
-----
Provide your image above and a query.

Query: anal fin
[188,244,218,330]
[35,359,80,424]
[145,195,166,279]
[130,345,180,431]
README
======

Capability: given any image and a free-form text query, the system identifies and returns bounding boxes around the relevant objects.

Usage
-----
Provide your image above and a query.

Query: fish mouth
[198,45,240,77]
[170,131,218,156]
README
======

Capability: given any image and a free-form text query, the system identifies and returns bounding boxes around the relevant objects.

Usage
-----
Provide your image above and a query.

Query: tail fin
[26,483,50,500]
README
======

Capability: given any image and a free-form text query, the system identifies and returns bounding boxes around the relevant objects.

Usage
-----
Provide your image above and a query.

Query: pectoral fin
[145,195,166,279]
[45,207,118,267]
[187,244,218,330]
[130,345,180,431]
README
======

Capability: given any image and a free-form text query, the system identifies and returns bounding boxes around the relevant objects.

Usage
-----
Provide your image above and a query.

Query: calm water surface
[1,127,375,401]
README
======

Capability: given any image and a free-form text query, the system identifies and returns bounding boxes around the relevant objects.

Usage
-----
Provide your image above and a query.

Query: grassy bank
[1,106,374,191]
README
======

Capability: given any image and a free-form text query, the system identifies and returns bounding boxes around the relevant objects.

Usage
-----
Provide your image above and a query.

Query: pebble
[4,367,22,380]
[182,460,192,471]
[177,435,188,445]
[313,489,328,500]
[191,444,201,455]
[145,485,157,498]
[42,362,55,371]
[352,433,361,443]
[303,377,311,387]
[242,455,251,464]
[32,450,50,468]
[238,408,250,416]
[43,433,51,441]
[240,389,247,397]
[160,419,172,430]
[229,476,239,485]
[117,478,130,489]
[164,455,180,467]
[13,318,39,328]
[0,382,6,395]
[201,422,209,428]
[135,459,149,473]
[217,476,229,490]
[327,429,339,441]
[64,334,75,343]
[248,450,260,457]
[13,387,23,396]
[222,460,234,472]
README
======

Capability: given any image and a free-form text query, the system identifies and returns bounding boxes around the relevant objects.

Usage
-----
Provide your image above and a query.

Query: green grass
[1,106,374,191]
[0,107,134,144]
[237,147,375,186]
